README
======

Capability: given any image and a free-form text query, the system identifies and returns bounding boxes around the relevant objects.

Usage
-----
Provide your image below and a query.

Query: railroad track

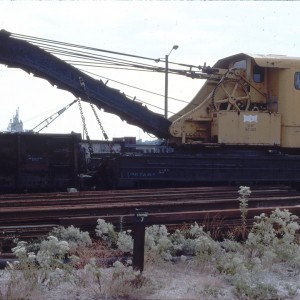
[1,185,300,252]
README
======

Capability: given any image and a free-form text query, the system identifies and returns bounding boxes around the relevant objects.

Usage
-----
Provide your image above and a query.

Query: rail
[0,185,298,243]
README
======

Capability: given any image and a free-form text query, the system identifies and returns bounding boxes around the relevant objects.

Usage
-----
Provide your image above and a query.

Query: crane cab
[170,53,300,149]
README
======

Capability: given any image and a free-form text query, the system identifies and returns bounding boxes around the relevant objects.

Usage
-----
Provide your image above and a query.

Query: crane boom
[30,99,77,133]
[0,30,171,138]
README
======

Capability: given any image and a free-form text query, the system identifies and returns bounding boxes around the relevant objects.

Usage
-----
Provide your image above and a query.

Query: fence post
[132,208,148,272]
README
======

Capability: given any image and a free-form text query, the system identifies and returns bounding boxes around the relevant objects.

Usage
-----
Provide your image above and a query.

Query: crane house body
[169,53,300,148]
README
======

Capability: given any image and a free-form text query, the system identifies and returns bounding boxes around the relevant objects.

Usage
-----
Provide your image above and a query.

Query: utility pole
[165,45,179,119]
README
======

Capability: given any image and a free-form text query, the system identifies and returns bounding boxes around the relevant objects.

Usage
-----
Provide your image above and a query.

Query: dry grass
[0,242,230,300]
[142,253,231,300]
[200,214,226,240]
[72,239,123,268]
[0,270,43,300]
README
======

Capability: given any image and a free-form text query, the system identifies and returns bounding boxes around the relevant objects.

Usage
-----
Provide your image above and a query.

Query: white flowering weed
[144,222,223,262]
[145,224,169,250]
[95,218,117,247]
[12,241,28,260]
[189,222,207,238]
[238,186,251,198]
[37,236,69,267]
[11,241,39,283]
[10,236,73,289]
[50,225,92,252]
[246,208,300,263]
[117,230,133,253]
[238,186,251,239]
[145,225,175,259]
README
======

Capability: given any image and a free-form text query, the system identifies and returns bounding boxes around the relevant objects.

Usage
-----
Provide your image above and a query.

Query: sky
[1,1,300,141]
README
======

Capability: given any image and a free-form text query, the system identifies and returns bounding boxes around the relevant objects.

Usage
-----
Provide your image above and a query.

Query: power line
[12,31,204,73]
[81,68,193,106]
[12,32,161,62]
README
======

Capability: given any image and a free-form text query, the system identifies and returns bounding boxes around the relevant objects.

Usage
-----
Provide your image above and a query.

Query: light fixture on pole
[165,45,179,119]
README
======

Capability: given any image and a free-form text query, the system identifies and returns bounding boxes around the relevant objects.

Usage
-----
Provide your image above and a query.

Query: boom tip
[0,29,11,37]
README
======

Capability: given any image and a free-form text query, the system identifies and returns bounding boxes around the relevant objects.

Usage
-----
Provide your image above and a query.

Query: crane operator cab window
[253,65,265,83]
[233,59,247,70]
[294,72,300,90]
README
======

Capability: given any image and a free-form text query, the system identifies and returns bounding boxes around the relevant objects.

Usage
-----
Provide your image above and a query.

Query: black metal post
[132,209,148,272]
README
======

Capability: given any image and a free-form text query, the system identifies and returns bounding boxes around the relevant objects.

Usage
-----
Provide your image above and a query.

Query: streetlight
[165,45,179,118]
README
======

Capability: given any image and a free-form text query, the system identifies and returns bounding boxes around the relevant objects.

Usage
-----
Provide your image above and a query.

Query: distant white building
[7,108,23,132]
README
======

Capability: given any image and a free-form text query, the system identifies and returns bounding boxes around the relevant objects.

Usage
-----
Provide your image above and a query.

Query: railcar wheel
[212,79,251,111]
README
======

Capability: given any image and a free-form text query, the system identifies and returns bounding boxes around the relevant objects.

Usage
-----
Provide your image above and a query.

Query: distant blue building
[7,108,23,132]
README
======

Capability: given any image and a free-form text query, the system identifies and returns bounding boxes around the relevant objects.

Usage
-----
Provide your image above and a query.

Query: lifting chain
[77,97,94,156]
[78,76,113,153]
[89,103,108,140]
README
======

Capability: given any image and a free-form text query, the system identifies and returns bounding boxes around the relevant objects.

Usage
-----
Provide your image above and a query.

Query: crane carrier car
[1,29,300,191]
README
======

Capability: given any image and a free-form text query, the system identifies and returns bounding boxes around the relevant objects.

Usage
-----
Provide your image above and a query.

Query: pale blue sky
[0,1,299,140]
